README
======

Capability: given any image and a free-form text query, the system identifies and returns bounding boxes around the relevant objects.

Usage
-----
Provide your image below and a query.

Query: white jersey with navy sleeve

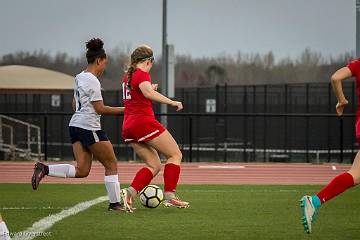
[69,71,103,130]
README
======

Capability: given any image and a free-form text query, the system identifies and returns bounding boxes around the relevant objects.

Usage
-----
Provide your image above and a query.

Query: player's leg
[88,139,124,211]
[32,126,95,189]
[300,151,359,233]
[52,142,92,177]
[121,143,161,211]
[72,142,92,177]
[301,120,360,233]
[347,151,360,184]
[147,130,189,208]
[0,213,11,240]
[31,141,91,190]
[312,151,359,206]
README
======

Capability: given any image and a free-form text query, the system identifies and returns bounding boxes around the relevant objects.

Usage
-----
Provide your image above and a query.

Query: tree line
[0,48,355,90]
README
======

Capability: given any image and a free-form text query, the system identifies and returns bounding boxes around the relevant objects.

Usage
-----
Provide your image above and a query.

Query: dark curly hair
[85,38,106,64]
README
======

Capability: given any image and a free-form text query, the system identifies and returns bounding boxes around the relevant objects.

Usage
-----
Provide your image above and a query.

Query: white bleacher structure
[0,115,43,160]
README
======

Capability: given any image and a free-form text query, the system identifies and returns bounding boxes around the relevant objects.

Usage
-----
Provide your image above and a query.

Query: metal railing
[0,112,356,163]
[0,114,43,160]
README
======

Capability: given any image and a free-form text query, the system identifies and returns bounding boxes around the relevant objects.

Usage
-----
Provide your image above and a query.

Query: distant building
[0,65,74,112]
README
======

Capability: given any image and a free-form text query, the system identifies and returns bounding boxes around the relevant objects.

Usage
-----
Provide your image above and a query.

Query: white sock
[0,221,11,240]
[104,175,121,203]
[48,164,76,178]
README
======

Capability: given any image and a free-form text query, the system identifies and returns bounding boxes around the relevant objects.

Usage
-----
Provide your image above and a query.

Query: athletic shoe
[31,162,48,190]
[120,188,135,213]
[300,195,317,234]
[163,196,190,208]
[108,202,126,211]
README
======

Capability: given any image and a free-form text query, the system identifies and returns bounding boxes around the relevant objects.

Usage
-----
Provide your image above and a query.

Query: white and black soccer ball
[139,185,164,208]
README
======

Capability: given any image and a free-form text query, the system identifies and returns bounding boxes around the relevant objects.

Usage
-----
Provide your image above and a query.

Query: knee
[174,149,182,162]
[346,170,360,185]
[149,163,161,176]
[349,172,360,185]
[102,157,117,170]
[76,168,90,178]
[168,149,182,164]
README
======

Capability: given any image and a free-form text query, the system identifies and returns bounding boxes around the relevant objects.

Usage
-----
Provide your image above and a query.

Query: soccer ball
[139,185,164,208]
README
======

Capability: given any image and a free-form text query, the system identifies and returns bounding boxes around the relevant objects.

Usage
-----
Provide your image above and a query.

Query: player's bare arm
[92,100,124,115]
[139,81,183,111]
[330,67,351,116]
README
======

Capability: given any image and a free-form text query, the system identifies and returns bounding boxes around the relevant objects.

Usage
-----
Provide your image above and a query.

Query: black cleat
[31,162,48,190]
[108,202,126,212]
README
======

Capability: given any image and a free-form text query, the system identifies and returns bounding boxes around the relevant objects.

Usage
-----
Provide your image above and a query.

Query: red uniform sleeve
[347,59,360,77]
[134,71,151,86]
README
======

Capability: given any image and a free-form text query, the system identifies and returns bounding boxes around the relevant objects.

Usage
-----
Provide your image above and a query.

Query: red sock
[164,163,180,192]
[130,167,154,193]
[317,172,354,204]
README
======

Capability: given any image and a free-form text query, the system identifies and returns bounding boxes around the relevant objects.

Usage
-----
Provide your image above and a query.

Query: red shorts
[122,116,166,143]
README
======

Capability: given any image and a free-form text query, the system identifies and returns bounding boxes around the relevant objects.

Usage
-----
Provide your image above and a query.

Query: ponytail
[126,63,137,89]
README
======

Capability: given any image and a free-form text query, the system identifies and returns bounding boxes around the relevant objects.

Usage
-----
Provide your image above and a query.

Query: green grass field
[1,184,359,240]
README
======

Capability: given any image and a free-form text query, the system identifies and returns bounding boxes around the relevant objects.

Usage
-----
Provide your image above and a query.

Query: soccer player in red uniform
[120,45,189,212]
[300,59,360,233]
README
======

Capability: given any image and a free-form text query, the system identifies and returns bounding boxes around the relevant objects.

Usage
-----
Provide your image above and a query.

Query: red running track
[0,161,351,185]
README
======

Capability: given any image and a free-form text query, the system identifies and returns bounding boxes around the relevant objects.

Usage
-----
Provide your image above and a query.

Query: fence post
[181,88,186,161]
[189,116,193,163]
[37,127,41,160]
[288,85,293,161]
[340,117,344,163]
[196,87,200,162]
[224,83,227,162]
[60,94,64,160]
[284,84,288,161]
[327,82,331,162]
[305,83,309,163]
[252,85,256,161]
[243,86,248,162]
[44,115,48,161]
[27,124,31,159]
[263,85,267,162]
[0,116,2,145]
[215,84,219,161]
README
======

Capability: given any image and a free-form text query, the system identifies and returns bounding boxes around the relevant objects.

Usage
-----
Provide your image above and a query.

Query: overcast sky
[0,0,356,60]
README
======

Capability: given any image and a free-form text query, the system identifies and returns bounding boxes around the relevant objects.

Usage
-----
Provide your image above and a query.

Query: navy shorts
[69,126,109,147]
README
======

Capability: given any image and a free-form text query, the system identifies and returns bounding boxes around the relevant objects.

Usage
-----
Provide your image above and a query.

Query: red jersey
[122,69,154,117]
[347,59,360,108]
[121,69,166,142]
[347,59,360,140]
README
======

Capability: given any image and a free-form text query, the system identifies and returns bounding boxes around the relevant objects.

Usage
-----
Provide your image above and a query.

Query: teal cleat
[300,195,318,234]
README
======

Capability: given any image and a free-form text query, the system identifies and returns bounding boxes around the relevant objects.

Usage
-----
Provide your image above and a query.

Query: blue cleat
[300,195,318,234]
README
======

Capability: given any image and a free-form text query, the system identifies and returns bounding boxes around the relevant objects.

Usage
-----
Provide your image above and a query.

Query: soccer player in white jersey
[31,38,126,211]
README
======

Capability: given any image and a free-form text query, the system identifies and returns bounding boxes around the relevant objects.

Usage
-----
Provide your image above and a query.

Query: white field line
[181,189,302,193]
[2,207,65,210]
[12,195,107,240]
[198,165,245,169]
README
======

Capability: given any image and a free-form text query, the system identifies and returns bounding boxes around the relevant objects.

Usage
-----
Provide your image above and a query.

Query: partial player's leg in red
[148,130,189,208]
